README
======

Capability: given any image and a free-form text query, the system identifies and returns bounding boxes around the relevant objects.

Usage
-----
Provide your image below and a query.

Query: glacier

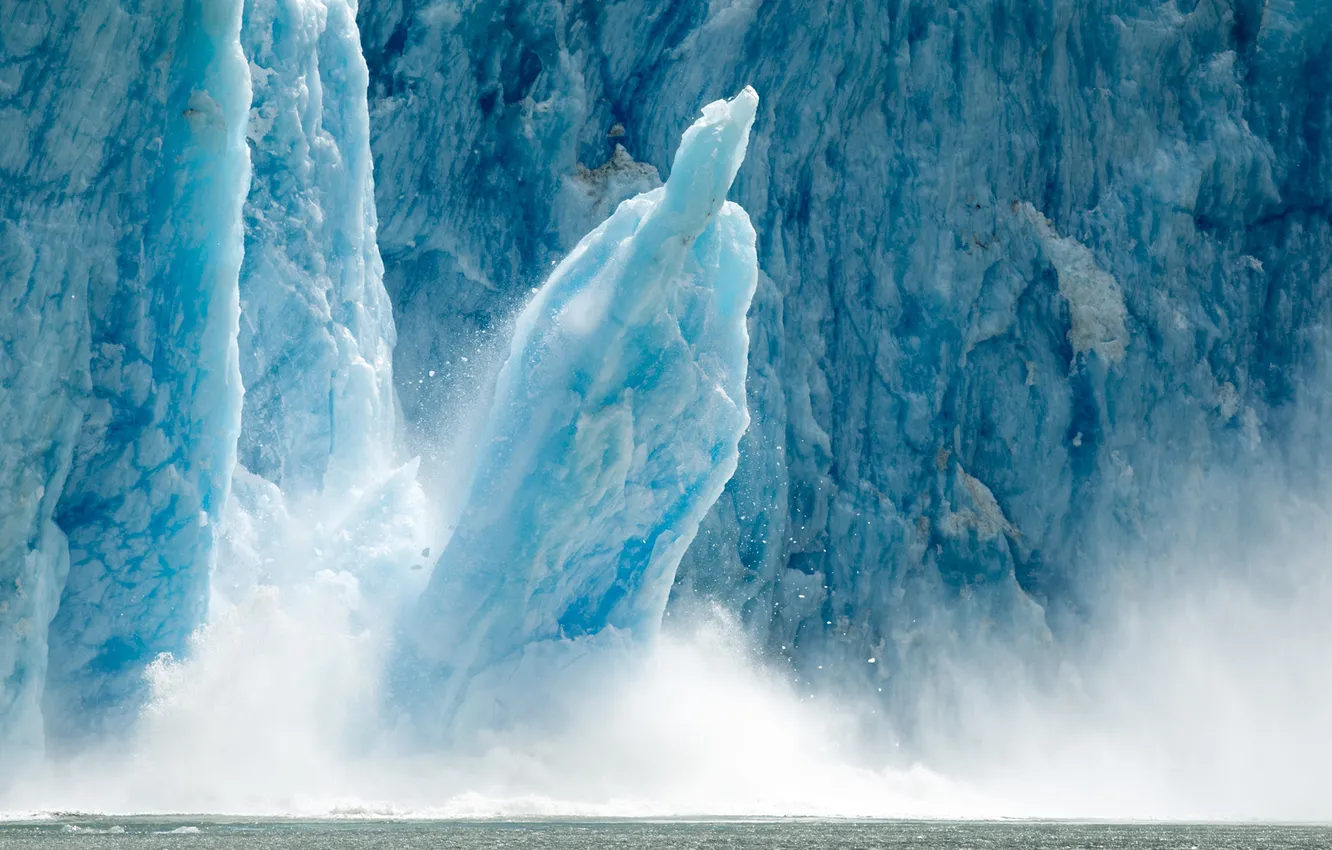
[237,0,398,495]
[1,0,1332,799]
[2,0,252,755]
[391,87,758,734]
[0,0,407,766]
[357,0,1332,719]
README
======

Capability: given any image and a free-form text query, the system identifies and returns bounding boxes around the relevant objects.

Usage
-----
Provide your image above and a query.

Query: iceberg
[391,87,760,735]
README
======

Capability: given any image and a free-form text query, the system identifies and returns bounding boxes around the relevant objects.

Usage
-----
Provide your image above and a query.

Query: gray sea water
[0,820,1329,849]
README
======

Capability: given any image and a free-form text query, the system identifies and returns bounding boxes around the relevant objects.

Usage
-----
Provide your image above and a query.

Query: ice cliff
[2,0,252,756]
[357,0,1332,718]
[0,0,403,766]
[237,0,397,494]
[3,0,1332,771]
[0,0,757,766]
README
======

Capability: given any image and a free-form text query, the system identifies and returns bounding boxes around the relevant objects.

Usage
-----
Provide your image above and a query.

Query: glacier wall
[42,0,253,748]
[1,0,252,754]
[392,88,759,735]
[357,0,1332,713]
[0,0,405,765]
[4,0,1332,775]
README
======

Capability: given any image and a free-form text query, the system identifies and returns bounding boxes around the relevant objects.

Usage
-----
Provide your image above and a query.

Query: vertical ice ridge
[237,0,397,495]
[2,0,407,757]
[0,221,86,774]
[42,0,253,746]
[393,87,760,737]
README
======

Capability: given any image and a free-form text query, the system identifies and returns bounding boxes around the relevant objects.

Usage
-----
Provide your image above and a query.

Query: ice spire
[393,87,761,736]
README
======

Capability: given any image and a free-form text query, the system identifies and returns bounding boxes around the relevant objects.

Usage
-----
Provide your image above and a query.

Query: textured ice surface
[359,0,1332,715]
[0,0,404,764]
[0,221,81,772]
[237,0,398,494]
[392,88,759,735]
[1,2,128,767]
[41,0,252,748]
[5,0,1332,771]
[0,0,252,755]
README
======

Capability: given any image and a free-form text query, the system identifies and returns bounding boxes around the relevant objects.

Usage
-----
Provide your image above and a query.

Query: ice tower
[392,88,760,737]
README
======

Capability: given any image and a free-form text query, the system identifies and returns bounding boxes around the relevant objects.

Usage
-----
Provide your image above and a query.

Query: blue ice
[392,87,760,735]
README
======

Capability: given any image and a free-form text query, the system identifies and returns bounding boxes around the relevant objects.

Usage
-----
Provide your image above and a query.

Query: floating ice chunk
[393,87,760,735]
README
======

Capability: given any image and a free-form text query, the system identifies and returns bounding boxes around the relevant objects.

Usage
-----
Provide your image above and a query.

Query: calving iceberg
[7,0,1332,815]
[0,0,761,771]
[392,88,760,735]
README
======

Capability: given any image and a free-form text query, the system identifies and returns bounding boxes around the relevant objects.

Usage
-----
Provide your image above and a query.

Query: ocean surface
[0,820,1329,849]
